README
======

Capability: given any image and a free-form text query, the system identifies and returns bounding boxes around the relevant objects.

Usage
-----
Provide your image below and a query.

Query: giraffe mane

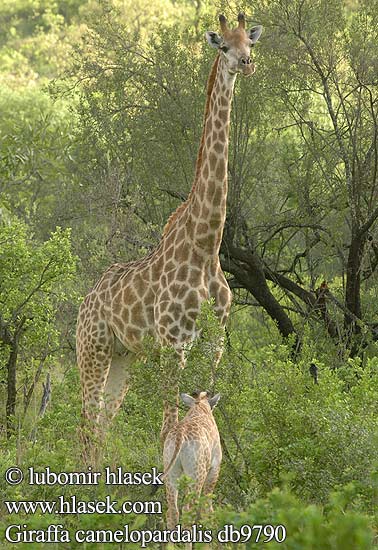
[162,54,220,236]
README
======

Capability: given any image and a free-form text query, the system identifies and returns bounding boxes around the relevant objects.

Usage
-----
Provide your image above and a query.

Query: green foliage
[217,484,374,550]
[0,218,76,344]
[0,0,86,85]
[0,86,76,231]
[0,216,77,428]
[1,315,378,547]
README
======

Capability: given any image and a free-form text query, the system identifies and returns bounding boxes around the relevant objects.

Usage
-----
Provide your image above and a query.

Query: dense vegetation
[1,0,377,548]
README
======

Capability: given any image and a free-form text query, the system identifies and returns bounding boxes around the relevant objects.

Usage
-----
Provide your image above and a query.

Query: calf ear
[181,393,195,407]
[208,393,221,409]
[205,31,223,49]
[248,25,263,44]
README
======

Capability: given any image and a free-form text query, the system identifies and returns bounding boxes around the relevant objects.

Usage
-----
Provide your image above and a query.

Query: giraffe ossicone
[76,13,262,464]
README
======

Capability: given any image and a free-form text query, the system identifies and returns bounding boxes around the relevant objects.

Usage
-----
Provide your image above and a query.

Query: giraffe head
[206,13,262,77]
[181,390,221,410]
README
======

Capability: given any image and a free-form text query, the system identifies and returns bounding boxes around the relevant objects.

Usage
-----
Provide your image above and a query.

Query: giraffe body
[163,391,222,531]
[76,14,262,462]
[76,231,230,432]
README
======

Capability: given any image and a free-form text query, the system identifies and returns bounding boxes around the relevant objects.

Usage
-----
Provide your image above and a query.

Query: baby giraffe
[163,391,222,531]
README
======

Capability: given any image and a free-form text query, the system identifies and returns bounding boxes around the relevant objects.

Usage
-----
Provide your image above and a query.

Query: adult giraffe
[76,13,262,462]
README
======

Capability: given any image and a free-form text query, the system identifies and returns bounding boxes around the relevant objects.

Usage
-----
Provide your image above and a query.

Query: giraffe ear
[205,31,223,49]
[208,393,221,409]
[248,25,263,44]
[181,393,195,407]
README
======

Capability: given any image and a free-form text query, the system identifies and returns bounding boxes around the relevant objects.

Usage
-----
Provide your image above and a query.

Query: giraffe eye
[220,45,229,53]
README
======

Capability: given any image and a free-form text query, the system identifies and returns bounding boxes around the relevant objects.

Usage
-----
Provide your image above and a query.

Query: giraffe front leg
[160,347,185,444]
[161,394,179,445]
[80,395,106,468]
[77,338,113,467]
[210,270,232,389]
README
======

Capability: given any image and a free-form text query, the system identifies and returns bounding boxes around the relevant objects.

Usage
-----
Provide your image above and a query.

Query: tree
[63,1,378,356]
[219,0,378,352]
[0,218,76,436]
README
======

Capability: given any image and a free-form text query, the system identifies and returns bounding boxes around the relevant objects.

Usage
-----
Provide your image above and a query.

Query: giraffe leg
[181,445,209,526]
[210,340,224,390]
[165,481,179,530]
[160,388,179,445]
[77,319,114,467]
[209,267,232,388]
[160,347,184,444]
[202,463,221,514]
[99,351,135,429]
[182,476,207,550]
[78,352,112,467]
[197,467,221,550]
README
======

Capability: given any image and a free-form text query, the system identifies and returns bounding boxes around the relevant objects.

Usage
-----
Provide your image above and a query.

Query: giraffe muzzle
[242,63,256,76]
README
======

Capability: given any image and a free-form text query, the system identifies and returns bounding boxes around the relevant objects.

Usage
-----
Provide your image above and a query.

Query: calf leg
[202,464,221,514]
[165,481,179,530]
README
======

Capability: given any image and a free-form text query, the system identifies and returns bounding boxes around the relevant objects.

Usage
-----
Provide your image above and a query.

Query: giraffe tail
[162,432,184,481]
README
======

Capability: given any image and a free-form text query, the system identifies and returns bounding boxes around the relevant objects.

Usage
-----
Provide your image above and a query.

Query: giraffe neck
[187,54,236,255]
[187,403,213,420]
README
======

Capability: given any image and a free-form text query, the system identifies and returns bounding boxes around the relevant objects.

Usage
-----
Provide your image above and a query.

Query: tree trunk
[220,237,344,345]
[6,342,18,438]
[3,316,26,438]
[344,232,365,334]
[221,242,297,340]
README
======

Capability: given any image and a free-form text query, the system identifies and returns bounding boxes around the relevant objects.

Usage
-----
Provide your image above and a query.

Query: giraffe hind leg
[181,451,208,524]
[165,480,179,530]
[202,463,221,514]
[100,350,136,429]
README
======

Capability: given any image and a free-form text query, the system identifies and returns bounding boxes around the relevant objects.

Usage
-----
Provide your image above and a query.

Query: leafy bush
[1,305,378,548]
[216,484,374,550]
